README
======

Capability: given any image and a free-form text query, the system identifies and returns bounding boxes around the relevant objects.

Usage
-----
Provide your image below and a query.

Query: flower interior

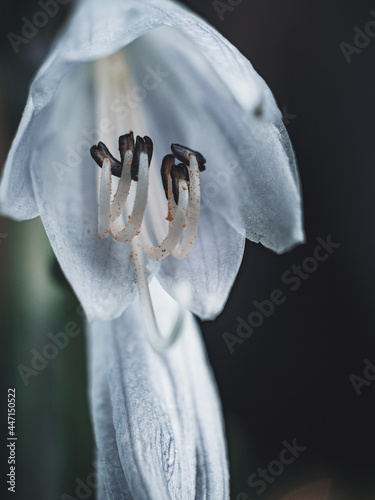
[90,133,206,349]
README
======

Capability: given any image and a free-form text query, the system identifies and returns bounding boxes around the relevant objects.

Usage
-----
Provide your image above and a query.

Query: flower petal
[125,26,304,254]
[28,62,146,321]
[0,0,287,223]
[33,0,272,115]
[89,334,130,499]
[0,99,40,221]
[88,279,229,499]
[158,208,245,320]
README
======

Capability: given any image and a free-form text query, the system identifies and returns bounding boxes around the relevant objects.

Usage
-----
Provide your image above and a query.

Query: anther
[144,136,153,166]
[171,144,206,172]
[161,154,175,200]
[119,131,134,165]
[131,136,153,181]
[171,163,190,205]
[90,141,123,178]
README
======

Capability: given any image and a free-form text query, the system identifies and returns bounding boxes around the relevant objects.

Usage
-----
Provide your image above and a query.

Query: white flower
[0,0,303,324]
[0,0,304,497]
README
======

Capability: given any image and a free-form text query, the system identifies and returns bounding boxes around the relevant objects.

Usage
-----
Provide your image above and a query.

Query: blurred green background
[1,1,375,499]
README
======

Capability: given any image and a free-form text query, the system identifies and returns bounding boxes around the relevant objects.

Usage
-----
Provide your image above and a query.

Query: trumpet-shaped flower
[0,0,303,325]
[0,0,304,497]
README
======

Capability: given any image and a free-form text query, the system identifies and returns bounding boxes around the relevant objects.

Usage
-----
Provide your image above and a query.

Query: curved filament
[98,158,112,239]
[112,152,149,243]
[172,156,201,259]
[142,180,188,261]
[131,236,185,351]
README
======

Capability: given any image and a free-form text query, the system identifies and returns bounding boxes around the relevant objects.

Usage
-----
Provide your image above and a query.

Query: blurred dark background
[1,0,375,499]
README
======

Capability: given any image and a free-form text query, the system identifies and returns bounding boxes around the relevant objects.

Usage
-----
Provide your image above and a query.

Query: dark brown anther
[144,136,153,166]
[161,154,175,200]
[131,136,143,181]
[90,142,122,177]
[171,144,206,172]
[118,131,134,165]
[171,163,190,205]
[131,136,153,181]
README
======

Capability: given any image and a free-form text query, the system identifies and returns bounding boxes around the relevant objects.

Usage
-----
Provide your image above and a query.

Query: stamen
[113,139,150,242]
[161,154,175,200]
[110,134,133,222]
[91,134,206,350]
[131,135,152,181]
[146,154,170,245]
[171,163,189,205]
[90,142,122,178]
[144,136,153,166]
[98,158,112,239]
[160,154,177,224]
[143,178,189,261]
[171,143,206,172]
[119,131,134,164]
[171,151,201,260]
[132,235,185,351]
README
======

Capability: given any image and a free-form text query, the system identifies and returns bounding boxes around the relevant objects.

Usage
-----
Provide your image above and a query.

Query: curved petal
[88,279,229,499]
[33,0,273,116]
[89,332,130,499]
[29,62,143,321]
[0,99,40,220]
[158,209,245,320]
[125,26,304,254]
